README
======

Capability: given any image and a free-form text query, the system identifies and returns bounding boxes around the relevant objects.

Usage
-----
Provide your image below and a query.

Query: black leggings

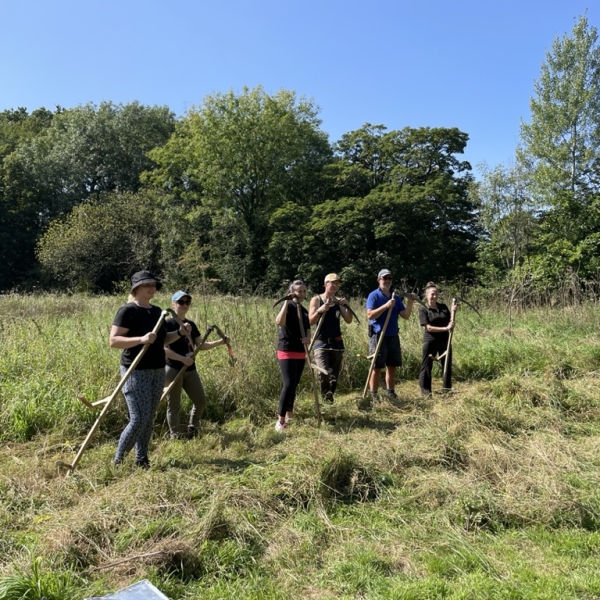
[419,336,452,392]
[277,358,305,417]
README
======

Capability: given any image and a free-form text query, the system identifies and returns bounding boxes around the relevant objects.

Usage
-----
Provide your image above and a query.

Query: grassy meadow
[2,292,600,599]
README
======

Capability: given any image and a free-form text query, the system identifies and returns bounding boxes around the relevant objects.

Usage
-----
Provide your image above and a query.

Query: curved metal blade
[166,308,195,347]
[395,290,427,308]
[339,302,362,325]
[272,293,295,308]
[455,296,482,318]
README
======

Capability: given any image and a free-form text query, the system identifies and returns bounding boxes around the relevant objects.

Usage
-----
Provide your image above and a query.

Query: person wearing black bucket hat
[109,270,184,468]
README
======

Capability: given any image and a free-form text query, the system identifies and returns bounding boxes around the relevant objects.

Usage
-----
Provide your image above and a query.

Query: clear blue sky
[1,1,598,175]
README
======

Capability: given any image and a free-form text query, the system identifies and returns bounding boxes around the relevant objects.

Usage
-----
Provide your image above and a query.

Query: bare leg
[369,368,382,392]
[385,366,396,391]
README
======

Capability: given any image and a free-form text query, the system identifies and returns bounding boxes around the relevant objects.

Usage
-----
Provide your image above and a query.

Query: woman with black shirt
[274,280,310,431]
[164,290,228,439]
[109,271,183,468]
[418,282,456,396]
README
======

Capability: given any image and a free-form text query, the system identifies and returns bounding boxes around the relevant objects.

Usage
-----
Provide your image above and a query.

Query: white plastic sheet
[85,579,170,600]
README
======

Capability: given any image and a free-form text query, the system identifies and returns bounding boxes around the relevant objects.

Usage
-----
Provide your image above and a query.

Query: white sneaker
[275,420,286,432]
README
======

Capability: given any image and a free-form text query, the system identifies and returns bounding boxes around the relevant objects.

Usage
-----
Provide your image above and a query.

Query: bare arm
[195,335,228,351]
[399,299,415,320]
[336,297,353,324]
[366,297,395,320]
[110,325,156,349]
[275,301,289,326]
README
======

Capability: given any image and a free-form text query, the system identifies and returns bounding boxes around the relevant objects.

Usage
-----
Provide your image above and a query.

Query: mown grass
[2,293,600,598]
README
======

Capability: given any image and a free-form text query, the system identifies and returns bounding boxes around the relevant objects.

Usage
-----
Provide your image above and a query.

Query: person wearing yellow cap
[308,273,353,403]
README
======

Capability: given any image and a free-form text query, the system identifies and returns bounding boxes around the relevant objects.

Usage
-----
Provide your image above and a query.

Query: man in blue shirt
[366,269,416,403]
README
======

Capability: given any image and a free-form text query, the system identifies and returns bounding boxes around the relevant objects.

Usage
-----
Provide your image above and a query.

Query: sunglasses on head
[177,299,191,305]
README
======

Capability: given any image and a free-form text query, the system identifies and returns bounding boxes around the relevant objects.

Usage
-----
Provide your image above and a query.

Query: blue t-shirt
[366,288,406,336]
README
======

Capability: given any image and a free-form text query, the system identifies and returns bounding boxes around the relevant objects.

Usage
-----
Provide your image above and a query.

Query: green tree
[298,125,479,293]
[518,13,600,282]
[0,107,56,289]
[0,102,175,290]
[519,14,600,201]
[148,86,332,291]
[475,163,539,281]
[37,192,162,291]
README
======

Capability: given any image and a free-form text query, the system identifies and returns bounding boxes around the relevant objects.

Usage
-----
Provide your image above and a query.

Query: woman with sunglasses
[110,271,184,468]
[164,291,229,439]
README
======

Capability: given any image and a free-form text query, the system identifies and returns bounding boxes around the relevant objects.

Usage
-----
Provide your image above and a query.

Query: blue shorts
[369,334,402,369]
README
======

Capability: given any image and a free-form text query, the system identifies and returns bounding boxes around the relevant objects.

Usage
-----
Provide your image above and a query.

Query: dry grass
[3,296,600,597]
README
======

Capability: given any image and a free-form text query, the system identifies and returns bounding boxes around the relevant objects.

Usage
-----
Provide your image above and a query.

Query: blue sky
[1,1,598,175]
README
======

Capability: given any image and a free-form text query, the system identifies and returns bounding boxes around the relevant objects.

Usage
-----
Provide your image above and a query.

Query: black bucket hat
[130,270,162,293]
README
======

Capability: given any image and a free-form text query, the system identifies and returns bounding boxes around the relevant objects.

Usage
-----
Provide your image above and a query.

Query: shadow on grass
[160,456,264,472]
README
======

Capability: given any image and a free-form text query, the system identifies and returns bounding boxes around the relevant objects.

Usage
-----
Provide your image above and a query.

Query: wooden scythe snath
[431,295,480,388]
[362,292,397,400]
[158,325,216,405]
[295,300,322,427]
[58,310,168,474]
[212,324,236,366]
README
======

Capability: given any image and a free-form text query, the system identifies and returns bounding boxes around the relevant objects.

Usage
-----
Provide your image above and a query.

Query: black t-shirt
[112,303,167,369]
[165,317,201,371]
[418,302,451,342]
[278,302,310,352]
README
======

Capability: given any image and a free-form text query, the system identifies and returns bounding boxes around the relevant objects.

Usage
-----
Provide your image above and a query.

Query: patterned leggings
[115,367,164,463]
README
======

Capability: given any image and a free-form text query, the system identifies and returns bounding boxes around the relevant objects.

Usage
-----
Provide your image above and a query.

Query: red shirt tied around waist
[274,280,311,432]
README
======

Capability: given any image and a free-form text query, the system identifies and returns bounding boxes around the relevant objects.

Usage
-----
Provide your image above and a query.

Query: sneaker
[275,420,286,432]
[284,416,293,425]
[323,391,334,404]
[187,426,198,439]
[421,388,432,397]
[386,389,398,400]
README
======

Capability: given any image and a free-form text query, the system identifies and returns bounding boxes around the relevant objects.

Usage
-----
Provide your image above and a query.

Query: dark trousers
[419,337,452,393]
[314,348,344,396]
[277,358,305,417]
[164,366,207,437]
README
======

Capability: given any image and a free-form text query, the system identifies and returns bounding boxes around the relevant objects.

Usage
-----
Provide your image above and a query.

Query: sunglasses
[176,299,191,305]
[382,276,393,281]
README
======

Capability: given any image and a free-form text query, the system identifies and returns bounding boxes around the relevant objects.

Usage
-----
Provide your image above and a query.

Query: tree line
[1,14,599,297]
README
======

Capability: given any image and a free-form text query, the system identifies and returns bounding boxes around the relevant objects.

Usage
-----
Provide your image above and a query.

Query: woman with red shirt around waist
[274,280,310,432]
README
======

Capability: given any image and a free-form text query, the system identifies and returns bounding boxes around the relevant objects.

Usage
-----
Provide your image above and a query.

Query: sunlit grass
[2,294,600,597]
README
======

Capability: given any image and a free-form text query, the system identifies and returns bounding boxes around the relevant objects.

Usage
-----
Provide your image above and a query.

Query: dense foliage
[2,15,599,295]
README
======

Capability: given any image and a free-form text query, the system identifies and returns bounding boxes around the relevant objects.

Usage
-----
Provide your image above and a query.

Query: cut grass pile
[1,293,600,598]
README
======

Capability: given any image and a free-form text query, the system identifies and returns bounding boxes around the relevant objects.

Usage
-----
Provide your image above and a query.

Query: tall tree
[475,162,539,280]
[518,14,600,281]
[0,102,175,290]
[148,86,332,291]
[37,191,162,291]
[520,14,600,201]
[297,125,479,293]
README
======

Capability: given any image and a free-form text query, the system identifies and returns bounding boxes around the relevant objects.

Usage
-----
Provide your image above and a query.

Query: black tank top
[315,296,342,347]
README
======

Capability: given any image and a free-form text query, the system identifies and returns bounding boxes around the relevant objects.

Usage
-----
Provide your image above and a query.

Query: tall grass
[3,293,600,598]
